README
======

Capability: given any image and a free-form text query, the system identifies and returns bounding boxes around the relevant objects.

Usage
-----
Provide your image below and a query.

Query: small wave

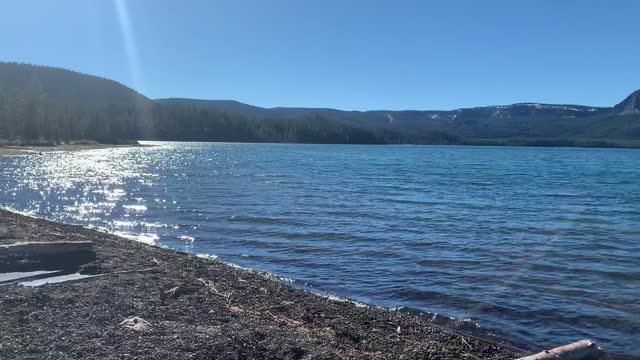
[195,253,219,260]
[227,214,309,227]
[0,204,38,217]
[178,235,195,243]
[123,204,148,212]
[113,232,159,245]
[541,192,584,198]
[320,293,370,308]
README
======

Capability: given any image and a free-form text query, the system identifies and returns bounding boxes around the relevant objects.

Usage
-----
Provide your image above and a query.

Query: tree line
[0,89,459,145]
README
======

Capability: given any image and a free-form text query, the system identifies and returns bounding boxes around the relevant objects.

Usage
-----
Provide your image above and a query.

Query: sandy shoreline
[0,143,149,156]
[0,209,532,359]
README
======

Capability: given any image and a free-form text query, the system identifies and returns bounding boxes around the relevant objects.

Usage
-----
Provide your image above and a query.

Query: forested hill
[0,62,638,147]
[0,62,151,108]
[614,89,640,113]
[0,62,455,145]
[158,93,640,141]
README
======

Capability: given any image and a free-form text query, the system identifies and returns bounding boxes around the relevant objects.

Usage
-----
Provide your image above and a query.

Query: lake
[1,142,638,355]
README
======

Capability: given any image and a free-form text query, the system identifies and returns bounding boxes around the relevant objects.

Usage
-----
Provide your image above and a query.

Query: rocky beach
[0,209,527,359]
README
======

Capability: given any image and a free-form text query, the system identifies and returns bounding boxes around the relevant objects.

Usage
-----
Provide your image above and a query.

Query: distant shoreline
[0,142,150,156]
[462,138,640,149]
[2,140,638,158]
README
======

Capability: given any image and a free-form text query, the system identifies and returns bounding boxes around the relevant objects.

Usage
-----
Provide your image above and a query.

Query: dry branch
[515,340,601,360]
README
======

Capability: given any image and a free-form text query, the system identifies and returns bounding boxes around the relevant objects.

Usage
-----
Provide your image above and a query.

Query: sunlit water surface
[1,142,639,355]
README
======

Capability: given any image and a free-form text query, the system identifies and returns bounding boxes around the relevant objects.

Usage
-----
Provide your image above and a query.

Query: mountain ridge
[614,89,640,113]
[155,91,639,139]
[1,61,639,145]
[155,94,630,115]
[156,96,627,114]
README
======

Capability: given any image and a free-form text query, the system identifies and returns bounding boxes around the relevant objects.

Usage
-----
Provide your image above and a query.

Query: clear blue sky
[1,0,638,110]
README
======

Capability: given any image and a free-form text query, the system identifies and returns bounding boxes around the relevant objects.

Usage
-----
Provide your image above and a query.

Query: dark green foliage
[0,89,148,144]
[0,62,151,144]
[149,106,458,144]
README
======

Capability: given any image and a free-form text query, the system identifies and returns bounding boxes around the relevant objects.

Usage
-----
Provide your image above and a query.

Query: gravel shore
[0,209,525,359]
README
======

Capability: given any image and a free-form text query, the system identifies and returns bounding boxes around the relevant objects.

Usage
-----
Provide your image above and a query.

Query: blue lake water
[1,142,638,355]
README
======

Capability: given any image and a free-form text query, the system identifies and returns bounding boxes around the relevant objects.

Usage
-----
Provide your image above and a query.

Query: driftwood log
[0,241,93,257]
[516,340,601,360]
[0,241,95,272]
